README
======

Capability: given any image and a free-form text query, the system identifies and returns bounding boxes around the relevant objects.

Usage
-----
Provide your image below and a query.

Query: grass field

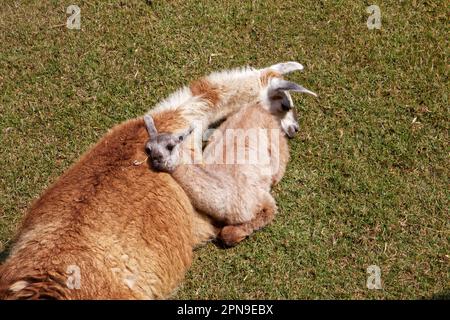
[0,0,448,299]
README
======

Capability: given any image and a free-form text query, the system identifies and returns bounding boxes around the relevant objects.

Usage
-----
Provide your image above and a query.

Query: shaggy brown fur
[189,78,220,106]
[0,118,217,299]
[152,109,190,133]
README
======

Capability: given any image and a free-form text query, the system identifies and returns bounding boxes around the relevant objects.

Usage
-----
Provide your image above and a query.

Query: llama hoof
[219,226,247,247]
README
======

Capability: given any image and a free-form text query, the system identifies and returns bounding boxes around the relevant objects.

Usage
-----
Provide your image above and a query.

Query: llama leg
[190,210,221,248]
[220,192,277,247]
[172,164,244,224]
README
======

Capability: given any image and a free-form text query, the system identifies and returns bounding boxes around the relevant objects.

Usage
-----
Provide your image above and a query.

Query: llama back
[0,118,208,299]
[147,64,296,133]
[204,66,263,119]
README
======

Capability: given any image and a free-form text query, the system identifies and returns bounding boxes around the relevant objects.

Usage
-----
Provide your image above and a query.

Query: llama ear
[268,78,317,97]
[144,115,158,137]
[177,125,195,142]
[266,61,304,74]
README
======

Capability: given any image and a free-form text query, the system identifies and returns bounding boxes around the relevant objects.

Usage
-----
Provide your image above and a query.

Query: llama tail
[0,271,69,300]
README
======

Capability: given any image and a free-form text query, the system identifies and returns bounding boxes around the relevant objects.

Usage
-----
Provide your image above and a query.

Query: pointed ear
[268,78,317,97]
[144,115,157,138]
[266,61,304,74]
[177,125,195,142]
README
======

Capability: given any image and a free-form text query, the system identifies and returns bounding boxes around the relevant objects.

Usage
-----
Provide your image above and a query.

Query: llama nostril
[152,153,163,162]
[281,103,290,111]
[166,144,174,152]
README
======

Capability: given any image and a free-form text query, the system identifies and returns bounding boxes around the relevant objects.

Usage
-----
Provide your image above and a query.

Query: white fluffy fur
[147,63,303,130]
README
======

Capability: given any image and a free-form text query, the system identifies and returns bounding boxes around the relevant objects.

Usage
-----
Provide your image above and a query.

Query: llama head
[143,115,194,172]
[264,78,317,138]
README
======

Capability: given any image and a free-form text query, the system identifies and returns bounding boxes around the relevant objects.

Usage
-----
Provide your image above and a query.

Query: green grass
[0,0,448,299]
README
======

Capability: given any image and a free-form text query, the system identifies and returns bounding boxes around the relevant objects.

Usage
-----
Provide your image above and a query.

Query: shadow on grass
[430,289,450,300]
[0,242,13,264]
[211,238,233,250]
